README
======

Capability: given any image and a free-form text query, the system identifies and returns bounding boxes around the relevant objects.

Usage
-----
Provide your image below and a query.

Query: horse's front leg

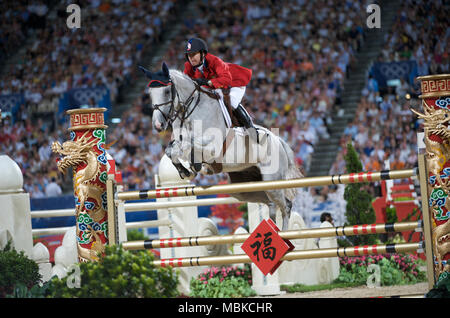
[165,140,193,179]
[190,136,203,173]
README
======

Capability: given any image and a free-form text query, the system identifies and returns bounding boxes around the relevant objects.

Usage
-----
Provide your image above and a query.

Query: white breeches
[215,86,246,127]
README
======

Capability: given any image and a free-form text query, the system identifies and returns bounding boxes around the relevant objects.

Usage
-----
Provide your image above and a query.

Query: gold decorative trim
[419,92,450,99]
[417,74,450,81]
[418,74,450,99]
[68,107,108,131]
[67,107,107,115]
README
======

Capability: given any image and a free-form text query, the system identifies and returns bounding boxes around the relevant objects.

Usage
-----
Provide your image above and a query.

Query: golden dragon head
[51,131,97,174]
[411,102,450,139]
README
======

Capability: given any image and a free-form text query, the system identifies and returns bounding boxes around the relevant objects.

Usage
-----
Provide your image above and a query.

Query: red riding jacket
[183,53,252,89]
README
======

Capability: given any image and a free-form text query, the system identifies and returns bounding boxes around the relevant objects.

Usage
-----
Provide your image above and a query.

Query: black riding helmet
[185,37,208,62]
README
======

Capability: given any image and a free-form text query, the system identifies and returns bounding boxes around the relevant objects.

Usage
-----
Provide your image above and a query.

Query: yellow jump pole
[122,221,420,250]
[151,242,423,268]
[117,169,415,201]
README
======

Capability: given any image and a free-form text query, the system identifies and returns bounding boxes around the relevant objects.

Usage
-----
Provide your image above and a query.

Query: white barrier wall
[0,155,33,257]
[156,155,227,295]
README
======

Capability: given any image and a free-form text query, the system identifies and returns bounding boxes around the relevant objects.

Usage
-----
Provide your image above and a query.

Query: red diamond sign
[242,219,294,276]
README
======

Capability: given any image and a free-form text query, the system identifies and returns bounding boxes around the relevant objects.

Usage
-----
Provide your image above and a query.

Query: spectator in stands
[395,78,410,99]
[367,75,379,93]
[45,177,62,197]
[320,212,334,226]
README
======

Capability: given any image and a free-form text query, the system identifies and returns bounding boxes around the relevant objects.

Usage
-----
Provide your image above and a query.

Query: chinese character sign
[242,219,293,275]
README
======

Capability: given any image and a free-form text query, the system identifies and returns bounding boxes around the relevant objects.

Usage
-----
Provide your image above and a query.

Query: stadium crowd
[0,0,447,200]
[1,0,177,196]
[0,0,49,61]
[329,0,448,198]
[108,0,367,189]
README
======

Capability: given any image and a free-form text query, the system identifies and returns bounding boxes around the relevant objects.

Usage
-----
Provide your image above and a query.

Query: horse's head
[139,62,175,132]
[140,62,199,132]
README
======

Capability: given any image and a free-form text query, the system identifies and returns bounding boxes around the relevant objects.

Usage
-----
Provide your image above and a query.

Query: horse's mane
[169,69,217,101]
[169,69,192,86]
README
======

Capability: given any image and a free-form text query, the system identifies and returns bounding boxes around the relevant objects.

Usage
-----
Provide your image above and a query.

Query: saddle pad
[217,97,233,128]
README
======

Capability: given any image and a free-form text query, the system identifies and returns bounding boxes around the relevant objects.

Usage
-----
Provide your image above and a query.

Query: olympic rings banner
[371,60,418,88]
[0,93,24,116]
[58,86,111,119]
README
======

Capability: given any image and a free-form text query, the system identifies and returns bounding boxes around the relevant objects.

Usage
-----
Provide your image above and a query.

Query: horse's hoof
[181,171,191,178]
[193,162,202,172]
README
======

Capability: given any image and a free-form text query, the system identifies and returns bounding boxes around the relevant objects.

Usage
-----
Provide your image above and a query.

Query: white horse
[141,62,303,230]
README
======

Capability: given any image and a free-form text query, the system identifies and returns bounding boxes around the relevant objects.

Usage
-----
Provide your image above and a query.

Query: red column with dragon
[52,108,109,262]
[413,74,450,282]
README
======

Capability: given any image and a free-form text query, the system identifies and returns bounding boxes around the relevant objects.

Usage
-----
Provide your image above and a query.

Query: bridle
[151,79,203,130]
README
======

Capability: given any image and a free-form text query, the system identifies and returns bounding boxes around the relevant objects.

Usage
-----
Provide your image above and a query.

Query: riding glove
[194,78,209,86]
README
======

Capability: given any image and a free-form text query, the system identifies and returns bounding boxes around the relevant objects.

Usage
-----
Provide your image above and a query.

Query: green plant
[6,281,51,298]
[335,253,426,286]
[190,264,255,297]
[0,241,42,297]
[191,276,256,298]
[46,244,179,298]
[337,237,353,248]
[426,271,450,298]
[343,143,377,245]
[127,229,149,241]
[382,233,406,244]
[385,206,398,223]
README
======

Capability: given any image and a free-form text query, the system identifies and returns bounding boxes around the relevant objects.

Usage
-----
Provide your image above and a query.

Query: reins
[152,80,208,131]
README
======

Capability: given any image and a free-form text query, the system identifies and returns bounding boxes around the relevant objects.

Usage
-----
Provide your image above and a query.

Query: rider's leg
[230,86,255,129]
[233,104,255,129]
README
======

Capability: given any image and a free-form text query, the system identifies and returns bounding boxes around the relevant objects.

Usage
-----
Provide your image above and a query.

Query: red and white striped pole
[117,169,416,201]
[123,221,420,250]
[152,242,423,268]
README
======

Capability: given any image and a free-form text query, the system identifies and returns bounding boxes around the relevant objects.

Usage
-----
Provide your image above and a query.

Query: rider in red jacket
[183,37,254,129]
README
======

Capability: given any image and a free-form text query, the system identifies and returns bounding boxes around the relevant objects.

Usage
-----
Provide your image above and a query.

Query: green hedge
[46,244,179,298]
[0,241,42,297]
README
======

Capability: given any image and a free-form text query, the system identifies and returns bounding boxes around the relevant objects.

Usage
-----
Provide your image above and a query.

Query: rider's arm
[207,55,232,89]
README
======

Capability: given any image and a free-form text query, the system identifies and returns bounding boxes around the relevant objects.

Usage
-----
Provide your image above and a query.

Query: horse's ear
[162,62,169,77]
[138,65,153,79]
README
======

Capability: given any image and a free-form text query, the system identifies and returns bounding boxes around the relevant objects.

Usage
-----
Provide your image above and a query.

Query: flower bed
[190,264,256,298]
[336,253,426,286]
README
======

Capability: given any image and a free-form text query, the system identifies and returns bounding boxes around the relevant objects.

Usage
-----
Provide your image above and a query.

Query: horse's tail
[279,137,303,201]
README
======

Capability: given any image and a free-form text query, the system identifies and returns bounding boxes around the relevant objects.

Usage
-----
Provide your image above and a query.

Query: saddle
[194,86,257,174]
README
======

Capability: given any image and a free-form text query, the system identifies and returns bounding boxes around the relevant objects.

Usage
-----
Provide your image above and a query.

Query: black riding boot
[233,104,255,129]
[233,104,260,143]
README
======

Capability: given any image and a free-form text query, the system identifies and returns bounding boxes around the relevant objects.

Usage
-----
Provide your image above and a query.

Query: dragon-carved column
[52,108,109,262]
[414,74,450,285]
